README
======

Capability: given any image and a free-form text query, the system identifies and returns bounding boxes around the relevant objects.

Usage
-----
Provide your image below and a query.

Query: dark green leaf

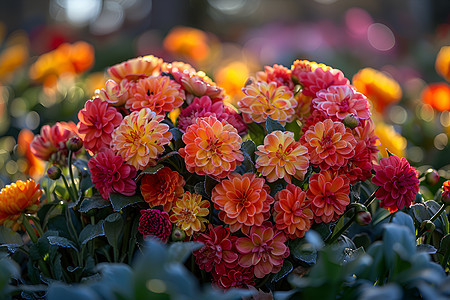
[289,238,317,265]
[272,260,293,283]
[268,180,287,198]
[79,174,94,196]
[136,164,164,181]
[353,233,371,249]
[391,212,415,237]
[72,159,91,177]
[241,139,256,160]
[285,120,302,140]
[47,236,78,251]
[416,244,437,254]
[204,175,219,198]
[410,203,429,223]
[266,117,285,134]
[109,193,144,211]
[79,195,110,213]
[414,192,424,204]
[372,208,391,226]
[312,222,333,241]
[103,213,124,249]
[439,233,450,253]
[157,151,179,164]
[170,128,184,150]
[47,283,99,300]
[382,223,416,265]
[359,284,402,300]
[247,122,265,146]
[167,242,204,263]
[194,182,208,199]
[79,221,105,245]
[0,226,23,251]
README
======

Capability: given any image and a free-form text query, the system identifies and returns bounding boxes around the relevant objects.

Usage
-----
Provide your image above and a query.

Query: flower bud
[343,114,359,129]
[67,136,83,152]
[47,165,62,180]
[420,220,435,233]
[442,180,450,205]
[425,168,440,186]
[171,226,186,241]
[355,211,372,226]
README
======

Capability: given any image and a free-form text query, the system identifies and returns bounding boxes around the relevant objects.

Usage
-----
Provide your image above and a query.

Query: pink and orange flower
[107,55,162,83]
[307,170,351,223]
[111,108,172,170]
[211,173,273,234]
[169,191,210,236]
[179,116,244,179]
[256,64,294,89]
[255,130,310,183]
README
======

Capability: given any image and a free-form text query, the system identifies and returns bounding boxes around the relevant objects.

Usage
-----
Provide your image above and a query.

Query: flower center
[180,208,195,222]
[324,190,337,204]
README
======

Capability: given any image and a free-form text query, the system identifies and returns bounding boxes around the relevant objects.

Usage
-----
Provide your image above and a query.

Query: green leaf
[416,244,437,254]
[312,222,333,241]
[47,282,99,300]
[289,238,317,265]
[382,223,416,266]
[79,174,94,196]
[47,236,78,251]
[78,195,111,213]
[194,182,208,199]
[109,193,144,212]
[271,260,293,283]
[241,139,256,160]
[204,175,219,198]
[410,203,429,223]
[157,151,179,164]
[391,212,415,237]
[266,117,285,134]
[79,221,105,245]
[0,226,23,251]
[170,128,184,150]
[285,120,302,140]
[103,213,124,250]
[167,242,204,263]
[136,164,164,181]
[247,122,265,146]
[72,159,91,177]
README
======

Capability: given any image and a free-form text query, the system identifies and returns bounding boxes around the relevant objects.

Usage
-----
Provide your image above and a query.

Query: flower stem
[429,204,448,223]
[22,215,38,243]
[363,187,379,208]
[61,174,76,202]
[326,213,356,244]
[67,151,78,199]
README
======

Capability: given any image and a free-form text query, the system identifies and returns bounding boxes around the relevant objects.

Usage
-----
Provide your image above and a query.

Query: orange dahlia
[140,167,185,212]
[107,55,163,83]
[0,179,42,231]
[435,46,450,82]
[169,191,210,236]
[111,108,172,170]
[301,119,356,170]
[179,116,244,179]
[127,76,185,114]
[211,173,273,234]
[238,80,297,126]
[176,71,226,103]
[352,67,402,113]
[97,79,131,107]
[255,130,309,183]
[273,184,313,239]
[306,170,350,223]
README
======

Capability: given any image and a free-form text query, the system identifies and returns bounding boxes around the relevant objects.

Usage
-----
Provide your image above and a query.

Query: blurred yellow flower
[352,68,402,114]
[0,43,29,81]
[374,121,406,158]
[163,26,210,64]
[436,46,450,82]
[214,61,250,107]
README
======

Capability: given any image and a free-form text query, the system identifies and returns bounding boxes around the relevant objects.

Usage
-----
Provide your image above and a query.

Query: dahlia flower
[179,116,244,179]
[212,265,255,290]
[352,67,402,113]
[169,192,210,236]
[256,64,295,89]
[193,224,239,274]
[30,121,77,162]
[111,108,172,170]
[176,71,226,102]
[307,170,351,223]
[273,184,314,239]
[0,179,42,231]
[177,95,247,135]
[236,223,289,278]
[138,209,172,243]
[126,76,185,114]
[372,155,419,213]
[313,85,371,120]
[107,55,162,83]
[442,180,450,204]
[301,119,356,170]
[238,80,297,126]
[140,167,185,212]
[88,149,137,200]
[211,172,273,234]
[97,79,131,106]
[255,130,310,183]
[77,97,123,154]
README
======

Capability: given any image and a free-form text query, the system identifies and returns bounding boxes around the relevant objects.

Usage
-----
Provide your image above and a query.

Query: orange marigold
[179,116,244,179]
[126,76,185,114]
[107,55,163,82]
[111,108,172,170]
[140,167,185,212]
[301,119,356,170]
[306,170,350,223]
[435,46,450,82]
[169,191,210,236]
[255,130,310,183]
[238,80,297,126]
[273,184,313,239]
[211,173,274,234]
[352,68,402,113]
[0,179,42,231]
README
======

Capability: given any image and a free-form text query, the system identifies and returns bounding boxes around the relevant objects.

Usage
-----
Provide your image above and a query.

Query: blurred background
[0,0,449,195]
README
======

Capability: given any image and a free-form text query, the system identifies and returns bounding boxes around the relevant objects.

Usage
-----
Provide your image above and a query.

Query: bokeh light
[367,23,396,51]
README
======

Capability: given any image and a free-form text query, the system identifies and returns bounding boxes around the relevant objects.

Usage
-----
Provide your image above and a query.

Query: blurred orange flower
[352,68,402,114]
[17,129,45,180]
[214,61,250,107]
[421,82,450,112]
[0,43,29,82]
[436,46,450,82]
[0,179,42,231]
[374,120,406,158]
[169,191,210,236]
[163,26,211,64]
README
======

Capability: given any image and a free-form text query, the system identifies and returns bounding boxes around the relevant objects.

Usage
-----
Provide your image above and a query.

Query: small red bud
[425,168,440,186]
[47,165,62,180]
[355,211,372,226]
[67,136,83,152]
[171,227,186,241]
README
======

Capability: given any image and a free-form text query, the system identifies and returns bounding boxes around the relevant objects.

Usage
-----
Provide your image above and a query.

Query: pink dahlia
[256,64,295,89]
[97,79,131,107]
[293,64,349,97]
[236,223,289,278]
[88,149,137,200]
[212,265,255,290]
[77,97,123,154]
[177,96,247,135]
[138,208,172,243]
[372,155,419,213]
[193,224,239,274]
[313,85,371,120]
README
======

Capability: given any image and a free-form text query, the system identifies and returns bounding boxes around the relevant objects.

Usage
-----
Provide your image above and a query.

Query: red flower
[193,225,239,275]
[307,170,351,223]
[88,149,137,200]
[372,155,419,213]
[442,180,450,204]
[138,209,172,243]
[140,167,185,212]
[212,265,255,290]
[256,64,294,89]
[77,97,123,154]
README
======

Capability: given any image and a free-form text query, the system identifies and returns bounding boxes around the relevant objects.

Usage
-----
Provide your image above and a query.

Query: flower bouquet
[1,55,449,299]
